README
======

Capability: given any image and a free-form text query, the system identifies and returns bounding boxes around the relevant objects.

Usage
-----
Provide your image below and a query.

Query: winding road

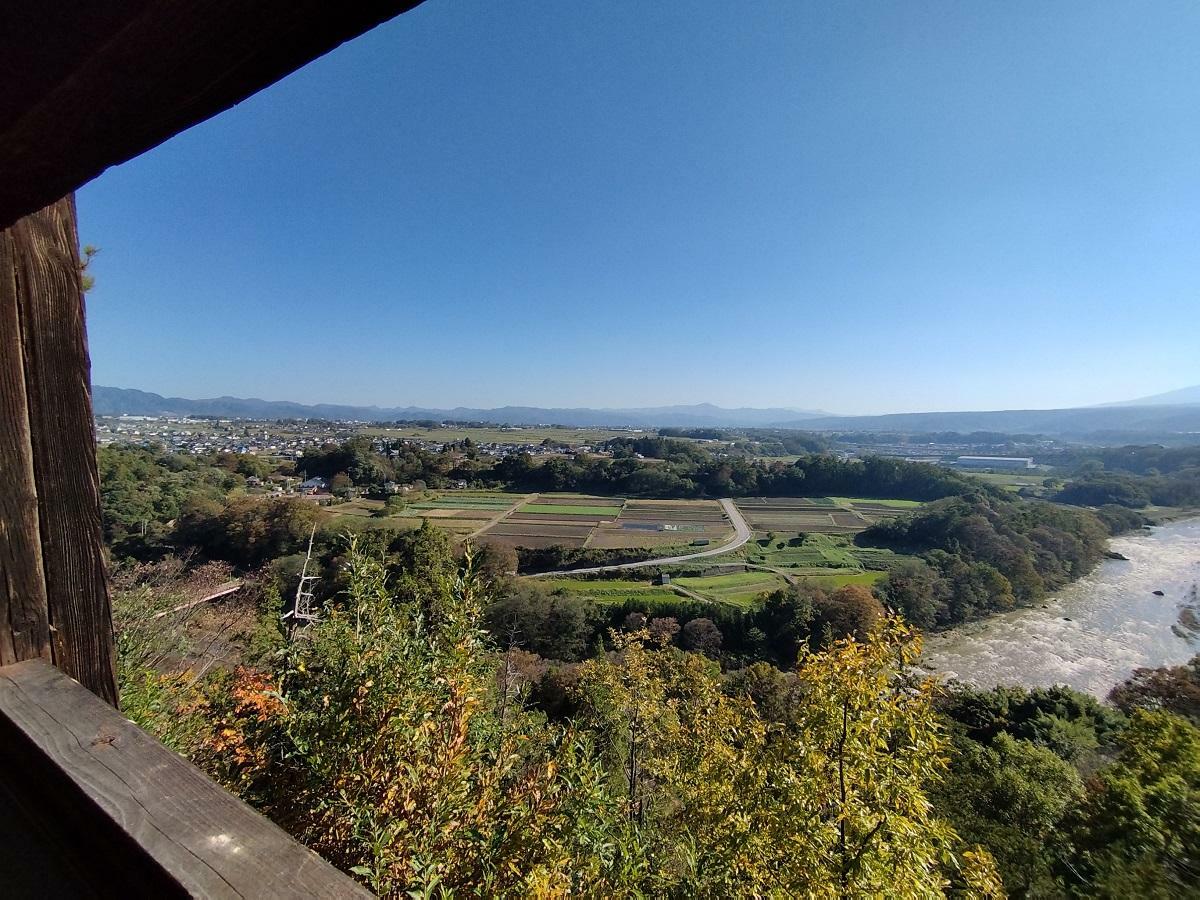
[527,498,753,578]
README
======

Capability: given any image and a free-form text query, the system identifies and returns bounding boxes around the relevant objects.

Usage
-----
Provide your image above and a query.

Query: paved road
[528,498,753,578]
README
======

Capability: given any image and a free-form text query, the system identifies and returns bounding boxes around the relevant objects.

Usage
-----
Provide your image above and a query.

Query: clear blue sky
[79,0,1200,415]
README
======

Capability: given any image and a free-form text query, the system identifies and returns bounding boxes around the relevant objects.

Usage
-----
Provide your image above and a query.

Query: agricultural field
[402,491,528,536]
[537,578,683,605]
[669,563,886,606]
[519,503,624,517]
[674,570,789,607]
[480,496,735,552]
[531,564,888,613]
[734,496,920,533]
[743,532,900,572]
[968,471,1052,494]
[589,499,734,550]
[802,570,887,590]
[829,497,922,509]
[735,497,868,533]
[319,491,529,537]
[317,497,413,533]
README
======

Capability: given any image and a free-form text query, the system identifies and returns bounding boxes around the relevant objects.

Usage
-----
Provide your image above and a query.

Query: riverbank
[921,516,1200,697]
[1143,504,1200,525]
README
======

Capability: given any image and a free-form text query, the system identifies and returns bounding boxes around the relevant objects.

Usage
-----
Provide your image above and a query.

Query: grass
[411,500,513,510]
[322,498,385,519]
[519,504,621,516]
[831,497,922,509]
[538,579,681,605]
[800,570,887,589]
[675,571,787,607]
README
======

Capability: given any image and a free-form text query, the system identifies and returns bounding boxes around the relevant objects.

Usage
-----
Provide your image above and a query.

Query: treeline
[1039,443,1200,509]
[297,436,487,490]
[655,428,828,455]
[99,445,255,558]
[866,494,1123,628]
[496,451,989,500]
[1044,443,1200,476]
[1055,470,1200,509]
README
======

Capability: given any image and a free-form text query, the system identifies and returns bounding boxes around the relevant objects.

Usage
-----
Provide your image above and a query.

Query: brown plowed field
[478,534,587,550]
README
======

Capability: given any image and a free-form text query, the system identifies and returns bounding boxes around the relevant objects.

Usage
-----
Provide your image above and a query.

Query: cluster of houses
[94,416,362,458]
[95,416,607,463]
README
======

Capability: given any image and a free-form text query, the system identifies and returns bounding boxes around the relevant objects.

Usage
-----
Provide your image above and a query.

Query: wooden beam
[0,223,52,668]
[6,197,117,704]
[0,658,373,898]
[0,1,427,229]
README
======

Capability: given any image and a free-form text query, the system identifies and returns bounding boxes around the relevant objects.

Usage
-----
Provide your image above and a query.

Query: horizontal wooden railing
[0,659,371,898]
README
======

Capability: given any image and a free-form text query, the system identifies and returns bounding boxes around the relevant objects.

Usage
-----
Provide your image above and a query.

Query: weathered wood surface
[0,658,374,898]
[5,197,118,704]
[0,1,427,229]
[0,227,52,668]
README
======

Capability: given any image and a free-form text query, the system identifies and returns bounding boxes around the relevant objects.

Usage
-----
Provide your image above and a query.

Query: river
[921,517,1200,698]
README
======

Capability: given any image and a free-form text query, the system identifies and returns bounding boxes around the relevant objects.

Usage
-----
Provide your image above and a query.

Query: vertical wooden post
[0,197,117,704]
[0,227,52,668]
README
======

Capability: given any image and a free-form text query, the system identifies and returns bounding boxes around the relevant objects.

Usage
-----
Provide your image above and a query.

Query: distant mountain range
[1100,384,1200,407]
[92,387,828,429]
[93,385,1200,438]
[782,404,1200,437]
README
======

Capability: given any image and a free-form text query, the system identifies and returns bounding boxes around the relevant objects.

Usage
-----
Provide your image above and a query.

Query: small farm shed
[0,3,426,894]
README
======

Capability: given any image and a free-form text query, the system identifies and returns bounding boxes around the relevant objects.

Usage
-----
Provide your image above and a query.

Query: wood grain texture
[0,225,52,667]
[0,658,373,898]
[10,197,117,703]
[0,0,427,228]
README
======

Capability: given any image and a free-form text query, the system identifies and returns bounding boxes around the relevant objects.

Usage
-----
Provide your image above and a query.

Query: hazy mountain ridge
[94,386,1200,436]
[1101,384,1200,407]
[93,387,828,428]
[786,405,1200,436]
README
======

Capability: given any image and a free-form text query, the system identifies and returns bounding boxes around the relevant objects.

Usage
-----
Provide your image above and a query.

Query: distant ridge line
[91,386,830,429]
[92,386,1200,436]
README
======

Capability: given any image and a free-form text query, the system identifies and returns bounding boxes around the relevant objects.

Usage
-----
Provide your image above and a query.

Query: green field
[969,472,1049,492]
[538,579,681,604]
[411,499,514,510]
[675,571,788,607]
[800,570,887,590]
[830,497,922,509]
[519,504,621,516]
[742,532,899,571]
